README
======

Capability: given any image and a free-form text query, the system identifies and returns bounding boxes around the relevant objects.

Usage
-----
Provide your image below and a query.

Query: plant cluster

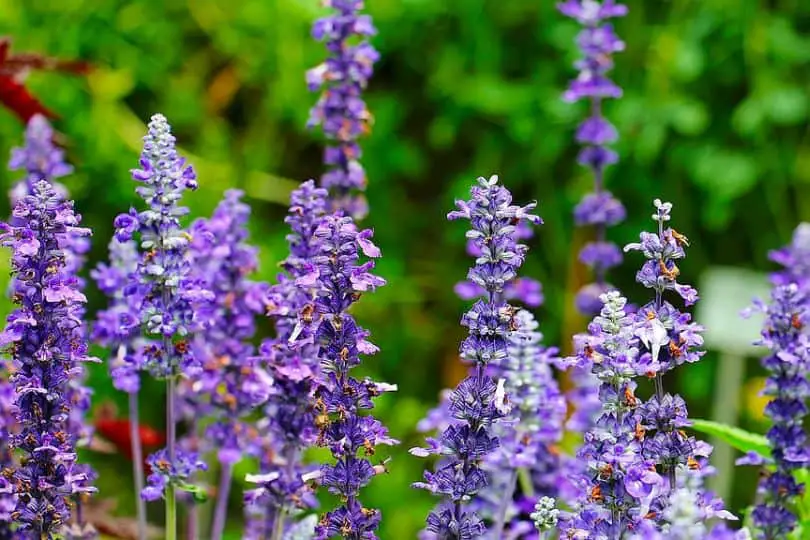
[0,1,807,539]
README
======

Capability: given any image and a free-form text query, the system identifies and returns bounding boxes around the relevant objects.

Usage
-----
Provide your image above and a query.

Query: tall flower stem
[166,376,178,540]
[211,462,234,540]
[128,375,147,540]
[491,470,518,539]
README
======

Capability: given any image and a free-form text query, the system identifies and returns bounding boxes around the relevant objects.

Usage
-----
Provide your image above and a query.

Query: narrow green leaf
[689,418,771,458]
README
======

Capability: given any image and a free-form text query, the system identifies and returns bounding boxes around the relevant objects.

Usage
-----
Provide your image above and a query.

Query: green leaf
[689,418,771,458]
[177,482,209,503]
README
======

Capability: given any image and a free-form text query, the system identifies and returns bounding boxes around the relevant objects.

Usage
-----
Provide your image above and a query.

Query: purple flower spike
[305,212,396,540]
[185,189,269,464]
[8,114,72,204]
[244,181,328,539]
[115,113,213,380]
[622,200,732,527]
[559,0,628,317]
[740,284,809,539]
[9,110,98,538]
[0,379,17,536]
[180,190,271,539]
[0,180,97,537]
[92,238,144,393]
[116,114,213,513]
[472,310,566,537]
[770,222,810,292]
[307,0,379,218]
[559,291,662,537]
[413,175,540,538]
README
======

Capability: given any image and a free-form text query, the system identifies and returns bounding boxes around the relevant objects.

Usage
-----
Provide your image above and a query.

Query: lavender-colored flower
[92,238,144,393]
[244,181,328,539]
[559,291,663,537]
[559,0,628,317]
[412,175,540,539]
[0,379,17,536]
[631,466,744,540]
[141,449,208,502]
[302,213,395,540]
[473,310,566,538]
[180,190,271,539]
[9,114,95,461]
[307,0,380,218]
[114,114,213,509]
[624,201,718,508]
[8,114,72,204]
[741,284,810,539]
[186,189,269,464]
[770,223,810,292]
[114,114,211,377]
[0,180,97,536]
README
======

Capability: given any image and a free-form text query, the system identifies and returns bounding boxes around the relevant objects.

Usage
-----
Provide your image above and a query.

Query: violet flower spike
[559,291,662,538]
[769,222,810,292]
[306,212,396,540]
[558,0,628,316]
[0,379,17,536]
[8,114,73,204]
[114,114,213,540]
[624,200,727,521]
[628,466,745,540]
[183,190,269,540]
[307,0,380,218]
[244,181,327,540]
[738,284,810,539]
[92,237,149,540]
[412,175,540,539]
[473,310,566,539]
[0,180,97,537]
[9,113,95,460]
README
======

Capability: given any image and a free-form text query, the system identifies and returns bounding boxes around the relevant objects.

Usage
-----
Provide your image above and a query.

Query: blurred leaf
[691,148,759,200]
[764,86,808,126]
[689,419,771,459]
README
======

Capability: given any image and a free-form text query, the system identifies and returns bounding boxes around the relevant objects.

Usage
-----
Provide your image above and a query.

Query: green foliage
[689,418,771,458]
[0,0,808,537]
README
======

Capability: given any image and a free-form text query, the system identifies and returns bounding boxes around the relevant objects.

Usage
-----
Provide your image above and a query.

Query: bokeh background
[1,0,810,537]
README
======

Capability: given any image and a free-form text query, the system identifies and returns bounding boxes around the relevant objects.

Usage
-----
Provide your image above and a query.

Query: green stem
[166,376,178,540]
[517,467,535,498]
[166,484,177,540]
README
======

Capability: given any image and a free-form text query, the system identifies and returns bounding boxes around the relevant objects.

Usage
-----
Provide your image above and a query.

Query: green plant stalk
[166,375,178,540]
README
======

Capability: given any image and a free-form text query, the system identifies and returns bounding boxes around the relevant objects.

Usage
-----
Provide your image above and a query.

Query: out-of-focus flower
[307,0,379,218]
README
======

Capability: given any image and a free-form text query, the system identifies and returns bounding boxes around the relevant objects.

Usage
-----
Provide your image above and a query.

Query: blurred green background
[1,0,809,537]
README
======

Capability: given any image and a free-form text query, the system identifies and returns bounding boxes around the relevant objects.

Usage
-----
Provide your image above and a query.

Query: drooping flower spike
[412,175,540,538]
[307,0,380,218]
[0,180,97,537]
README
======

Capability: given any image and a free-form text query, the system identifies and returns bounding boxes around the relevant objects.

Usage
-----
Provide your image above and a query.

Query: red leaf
[0,74,55,122]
